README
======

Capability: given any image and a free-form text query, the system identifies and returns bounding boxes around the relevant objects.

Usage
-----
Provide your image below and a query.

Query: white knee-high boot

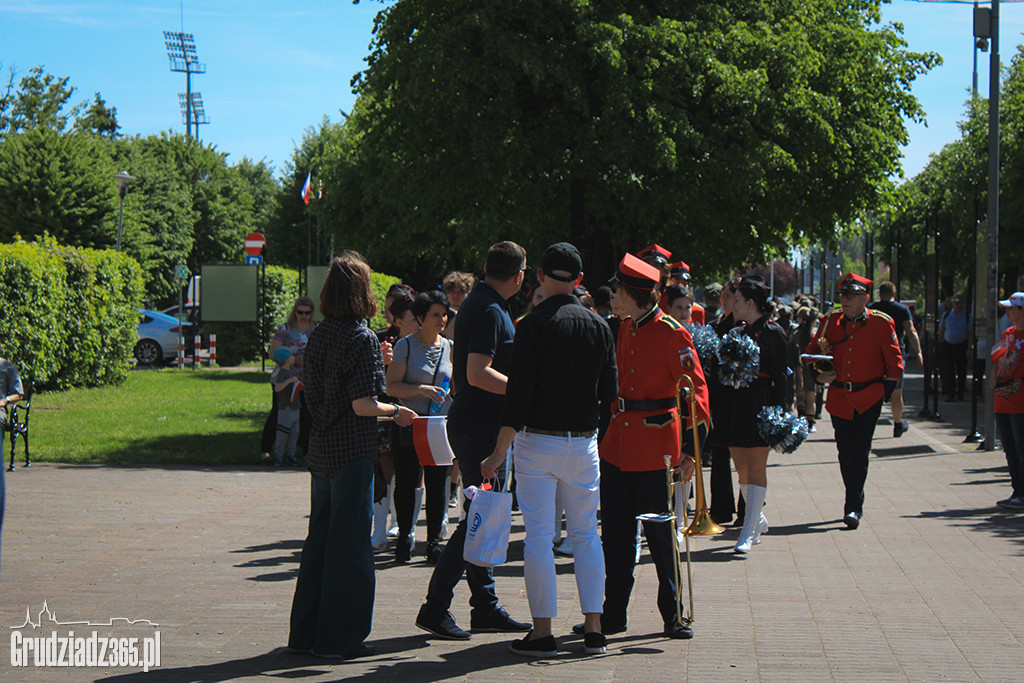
[735,484,767,554]
[753,492,769,545]
[407,487,424,547]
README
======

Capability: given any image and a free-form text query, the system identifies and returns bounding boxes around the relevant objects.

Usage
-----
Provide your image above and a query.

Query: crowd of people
[268,241,1024,660]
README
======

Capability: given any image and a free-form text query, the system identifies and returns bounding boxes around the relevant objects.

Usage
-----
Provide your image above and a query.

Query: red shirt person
[592,252,708,641]
[806,273,903,529]
[991,292,1024,509]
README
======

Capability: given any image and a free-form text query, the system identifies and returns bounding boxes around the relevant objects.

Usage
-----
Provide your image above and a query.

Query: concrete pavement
[1,368,1022,681]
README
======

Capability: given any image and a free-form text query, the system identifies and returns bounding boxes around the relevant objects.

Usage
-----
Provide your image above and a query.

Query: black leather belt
[830,379,882,392]
[616,397,676,412]
[524,427,598,438]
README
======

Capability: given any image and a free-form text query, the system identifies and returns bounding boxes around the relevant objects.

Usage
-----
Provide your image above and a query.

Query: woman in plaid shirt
[287,252,416,660]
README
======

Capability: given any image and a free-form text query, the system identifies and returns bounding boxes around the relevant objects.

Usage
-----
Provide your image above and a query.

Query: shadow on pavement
[232,539,303,581]
[906,507,1024,551]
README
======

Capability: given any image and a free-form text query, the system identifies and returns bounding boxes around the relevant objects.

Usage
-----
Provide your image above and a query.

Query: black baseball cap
[541,242,582,282]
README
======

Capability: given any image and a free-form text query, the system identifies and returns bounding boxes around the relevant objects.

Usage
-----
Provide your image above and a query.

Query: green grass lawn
[26,369,273,466]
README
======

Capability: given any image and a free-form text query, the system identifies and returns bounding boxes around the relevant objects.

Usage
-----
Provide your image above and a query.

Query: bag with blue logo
[463,482,512,567]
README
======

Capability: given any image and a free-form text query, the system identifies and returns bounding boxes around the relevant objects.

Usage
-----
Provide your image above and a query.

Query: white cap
[998,292,1024,308]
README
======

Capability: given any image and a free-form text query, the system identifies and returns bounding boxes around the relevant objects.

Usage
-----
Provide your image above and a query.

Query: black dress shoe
[470,607,531,632]
[664,621,694,639]
[843,511,861,529]
[415,609,471,640]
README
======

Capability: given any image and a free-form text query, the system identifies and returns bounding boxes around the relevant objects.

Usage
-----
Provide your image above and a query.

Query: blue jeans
[419,414,500,621]
[995,412,1024,497]
[0,456,5,577]
[288,459,374,655]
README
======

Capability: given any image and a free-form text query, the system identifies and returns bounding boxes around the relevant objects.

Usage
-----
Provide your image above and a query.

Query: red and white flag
[300,172,311,204]
[412,416,455,466]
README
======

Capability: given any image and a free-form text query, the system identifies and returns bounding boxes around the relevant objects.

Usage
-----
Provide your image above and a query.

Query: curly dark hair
[411,289,450,323]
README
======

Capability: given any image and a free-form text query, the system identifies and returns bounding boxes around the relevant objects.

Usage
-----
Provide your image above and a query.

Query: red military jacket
[600,306,711,471]
[807,309,903,420]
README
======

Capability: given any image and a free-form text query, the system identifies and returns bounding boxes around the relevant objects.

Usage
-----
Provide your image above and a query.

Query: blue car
[135,309,193,365]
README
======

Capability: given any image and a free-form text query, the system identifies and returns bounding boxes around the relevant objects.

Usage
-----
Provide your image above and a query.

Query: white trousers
[513,431,604,617]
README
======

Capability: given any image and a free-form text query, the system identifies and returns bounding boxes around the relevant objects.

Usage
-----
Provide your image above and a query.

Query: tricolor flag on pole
[301,172,311,205]
[412,416,455,466]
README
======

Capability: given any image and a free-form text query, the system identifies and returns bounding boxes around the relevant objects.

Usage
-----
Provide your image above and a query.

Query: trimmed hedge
[0,237,144,389]
[205,267,401,366]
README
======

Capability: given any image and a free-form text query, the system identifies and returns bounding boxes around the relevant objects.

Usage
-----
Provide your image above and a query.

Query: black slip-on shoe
[843,511,861,529]
[583,632,607,655]
[509,632,557,657]
[572,621,626,635]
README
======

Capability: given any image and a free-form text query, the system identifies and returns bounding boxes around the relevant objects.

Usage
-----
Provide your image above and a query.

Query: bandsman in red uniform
[584,252,710,640]
[807,273,903,529]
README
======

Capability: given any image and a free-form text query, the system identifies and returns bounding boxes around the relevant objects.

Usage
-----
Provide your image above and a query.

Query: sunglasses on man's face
[296,309,313,315]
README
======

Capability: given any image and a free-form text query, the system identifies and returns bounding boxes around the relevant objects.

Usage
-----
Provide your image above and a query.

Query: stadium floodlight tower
[163,30,206,140]
[177,92,210,142]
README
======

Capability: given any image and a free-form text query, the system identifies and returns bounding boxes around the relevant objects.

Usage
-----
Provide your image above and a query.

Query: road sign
[244,231,266,256]
[174,264,189,279]
[246,254,263,266]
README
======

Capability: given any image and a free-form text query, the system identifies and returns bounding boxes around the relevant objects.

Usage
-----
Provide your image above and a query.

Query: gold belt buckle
[617,397,626,412]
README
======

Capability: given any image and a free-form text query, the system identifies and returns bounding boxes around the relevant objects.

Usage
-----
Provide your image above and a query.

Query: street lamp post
[113,171,136,252]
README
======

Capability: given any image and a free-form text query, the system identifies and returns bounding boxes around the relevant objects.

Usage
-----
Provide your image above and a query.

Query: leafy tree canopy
[345,0,937,283]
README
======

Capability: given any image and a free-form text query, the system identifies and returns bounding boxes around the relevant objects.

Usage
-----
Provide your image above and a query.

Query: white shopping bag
[463,486,512,567]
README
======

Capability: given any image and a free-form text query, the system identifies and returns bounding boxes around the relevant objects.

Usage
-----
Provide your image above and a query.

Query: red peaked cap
[637,244,672,266]
[612,253,662,291]
[838,272,872,293]
[669,261,690,278]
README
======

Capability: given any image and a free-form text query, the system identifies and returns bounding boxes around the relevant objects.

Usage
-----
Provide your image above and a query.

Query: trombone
[637,374,722,626]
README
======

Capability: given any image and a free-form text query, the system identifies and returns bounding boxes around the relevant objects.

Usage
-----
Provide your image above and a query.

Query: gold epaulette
[659,314,683,330]
[869,309,893,323]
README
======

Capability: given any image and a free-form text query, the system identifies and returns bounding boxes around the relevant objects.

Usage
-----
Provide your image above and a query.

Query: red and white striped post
[209,334,217,367]
[177,338,185,369]
[194,335,202,368]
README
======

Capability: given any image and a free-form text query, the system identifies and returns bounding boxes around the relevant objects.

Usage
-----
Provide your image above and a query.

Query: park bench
[4,376,33,472]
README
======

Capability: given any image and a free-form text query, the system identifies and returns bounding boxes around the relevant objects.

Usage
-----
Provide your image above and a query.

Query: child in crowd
[270,347,303,467]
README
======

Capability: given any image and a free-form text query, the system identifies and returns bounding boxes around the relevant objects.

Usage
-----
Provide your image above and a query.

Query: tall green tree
[351,0,937,280]
[0,126,118,247]
[0,65,79,139]
[74,93,120,139]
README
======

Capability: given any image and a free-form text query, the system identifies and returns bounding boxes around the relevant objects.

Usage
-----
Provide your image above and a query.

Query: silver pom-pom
[684,323,720,378]
[717,328,760,389]
[756,406,810,453]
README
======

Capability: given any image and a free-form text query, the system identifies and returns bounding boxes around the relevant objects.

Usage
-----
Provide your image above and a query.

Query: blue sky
[2,0,1024,180]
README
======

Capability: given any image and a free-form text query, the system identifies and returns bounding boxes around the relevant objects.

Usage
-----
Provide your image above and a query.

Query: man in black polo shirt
[480,242,617,657]
[415,241,532,641]
[869,281,922,437]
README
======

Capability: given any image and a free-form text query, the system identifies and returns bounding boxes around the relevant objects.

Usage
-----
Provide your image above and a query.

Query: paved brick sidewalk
[1,369,1022,681]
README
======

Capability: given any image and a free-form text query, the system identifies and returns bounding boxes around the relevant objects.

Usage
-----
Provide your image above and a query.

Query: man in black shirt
[869,281,923,436]
[415,241,532,641]
[481,242,617,657]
